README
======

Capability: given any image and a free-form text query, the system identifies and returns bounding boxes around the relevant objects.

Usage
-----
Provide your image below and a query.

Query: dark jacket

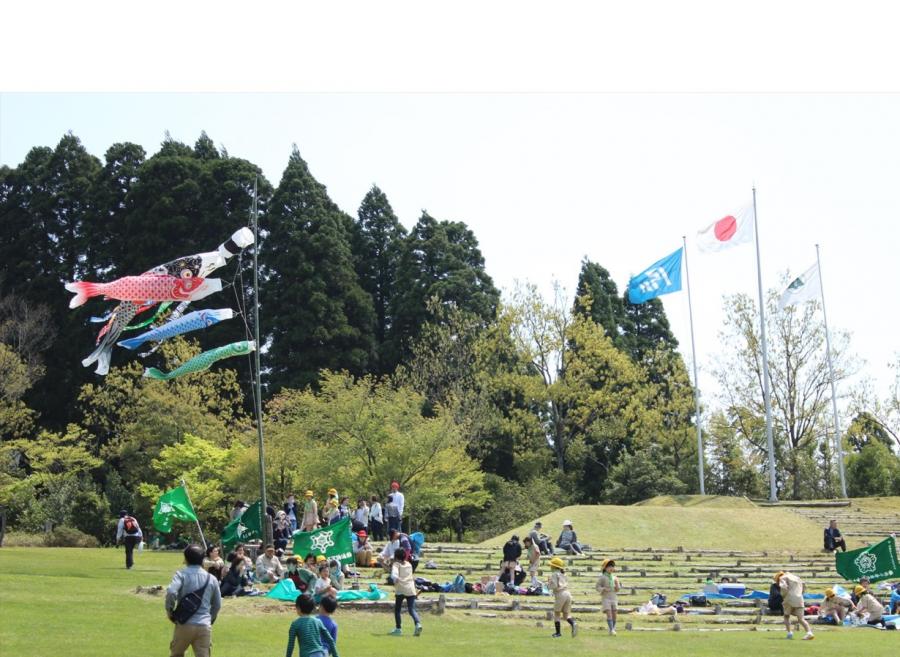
[503,539,522,562]
[768,582,784,613]
[823,527,843,550]
[220,568,249,597]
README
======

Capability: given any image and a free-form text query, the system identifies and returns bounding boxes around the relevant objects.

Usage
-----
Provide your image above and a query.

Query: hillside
[634,495,757,509]
[480,504,823,551]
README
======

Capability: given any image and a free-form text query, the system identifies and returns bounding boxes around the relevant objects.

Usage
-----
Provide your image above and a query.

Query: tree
[712,288,855,499]
[845,440,900,497]
[573,259,624,341]
[705,411,765,497]
[352,185,408,374]
[389,211,499,361]
[262,147,375,391]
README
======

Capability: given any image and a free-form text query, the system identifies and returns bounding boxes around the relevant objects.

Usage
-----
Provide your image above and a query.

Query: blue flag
[628,248,683,304]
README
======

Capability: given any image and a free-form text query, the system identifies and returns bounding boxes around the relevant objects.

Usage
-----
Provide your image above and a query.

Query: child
[774,571,814,640]
[597,559,621,635]
[286,593,339,657]
[547,556,577,638]
[301,490,319,532]
[819,588,855,624]
[390,547,422,636]
[314,563,338,598]
[855,585,885,625]
[524,536,541,587]
[317,594,338,654]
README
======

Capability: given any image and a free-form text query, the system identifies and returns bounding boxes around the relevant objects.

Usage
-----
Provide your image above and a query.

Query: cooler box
[719,584,746,597]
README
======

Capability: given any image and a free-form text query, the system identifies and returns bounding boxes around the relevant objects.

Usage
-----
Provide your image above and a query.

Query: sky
[2,92,898,408]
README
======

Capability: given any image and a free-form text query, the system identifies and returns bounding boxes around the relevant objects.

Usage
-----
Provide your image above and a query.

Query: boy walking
[774,571,814,640]
[286,594,339,657]
[547,557,577,638]
[317,595,338,654]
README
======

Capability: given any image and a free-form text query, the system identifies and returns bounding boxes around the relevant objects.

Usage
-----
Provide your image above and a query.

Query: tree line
[1,133,897,544]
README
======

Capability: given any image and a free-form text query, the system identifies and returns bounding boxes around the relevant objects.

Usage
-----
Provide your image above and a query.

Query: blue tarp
[678,589,822,601]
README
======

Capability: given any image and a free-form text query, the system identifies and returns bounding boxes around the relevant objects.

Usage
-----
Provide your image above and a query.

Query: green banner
[835,536,898,584]
[221,500,262,553]
[292,516,353,566]
[152,485,198,533]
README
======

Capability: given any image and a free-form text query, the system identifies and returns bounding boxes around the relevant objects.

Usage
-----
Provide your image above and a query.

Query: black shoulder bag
[172,573,212,624]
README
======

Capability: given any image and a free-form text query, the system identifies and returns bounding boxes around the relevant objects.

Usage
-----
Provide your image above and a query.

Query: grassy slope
[480,504,823,551]
[849,496,900,513]
[0,547,894,657]
[635,495,757,508]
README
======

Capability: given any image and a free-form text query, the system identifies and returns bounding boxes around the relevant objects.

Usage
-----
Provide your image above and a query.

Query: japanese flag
[697,206,755,253]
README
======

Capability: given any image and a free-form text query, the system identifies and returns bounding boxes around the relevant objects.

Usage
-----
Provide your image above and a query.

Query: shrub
[43,526,100,548]
[1,531,45,547]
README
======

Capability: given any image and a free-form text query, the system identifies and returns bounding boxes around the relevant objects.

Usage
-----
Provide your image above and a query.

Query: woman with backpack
[115,510,143,570]
[389,548,422,636]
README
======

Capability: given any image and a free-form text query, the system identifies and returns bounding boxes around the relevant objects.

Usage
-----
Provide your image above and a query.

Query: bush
[43,526,100,548]
[1,531,45,547]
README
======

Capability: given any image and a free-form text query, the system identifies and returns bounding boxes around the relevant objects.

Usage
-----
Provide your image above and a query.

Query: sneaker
[786,632,794,640]
[551,633,562,638]
[571,622,578,638]
[610,629,617,636]
[802,633,814,641]
[414,625,423,637]
[389,628,402,636]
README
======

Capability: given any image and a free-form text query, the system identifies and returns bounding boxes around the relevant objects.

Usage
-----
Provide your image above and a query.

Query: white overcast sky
[2,1,899,407]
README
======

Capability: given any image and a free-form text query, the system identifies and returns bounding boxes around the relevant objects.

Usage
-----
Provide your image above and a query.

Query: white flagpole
[816,244,848,498]
[682,236,705,495]
[752,188,778,502]
[181,478,207,551]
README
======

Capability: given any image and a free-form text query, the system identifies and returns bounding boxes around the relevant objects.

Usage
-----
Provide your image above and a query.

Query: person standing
[385,495,401,534]
[284,493,299,533]
[547,557,577,638]
[597,558,621,635]
[774,571,814,640]
[389,548,422,636]
[165,544,222,657]
[116,509,143,570]
[301,490,319,532]
[389,481,405,532]
[351,499,369,533]
[500,535,522,589]
[369,495,384,540]
[286,594,339,657]
[524,536,542,587]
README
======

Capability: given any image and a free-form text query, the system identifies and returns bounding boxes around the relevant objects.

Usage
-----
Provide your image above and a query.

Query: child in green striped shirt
[286,594,339,657]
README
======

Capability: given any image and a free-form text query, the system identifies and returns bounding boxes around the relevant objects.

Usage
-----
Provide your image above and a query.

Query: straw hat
[304,490,313,497]
[327,488,338,496]
[825,588,835,598]
[854,585,866,596]
[549,557,566,570]
[600,558,616,572]
[316,554,327,563]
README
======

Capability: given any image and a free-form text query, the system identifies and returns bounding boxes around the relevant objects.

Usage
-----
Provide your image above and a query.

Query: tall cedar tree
[351,185,407,374]
[572,259,625,342]
[262,147,375,392]
[388,211,499,360]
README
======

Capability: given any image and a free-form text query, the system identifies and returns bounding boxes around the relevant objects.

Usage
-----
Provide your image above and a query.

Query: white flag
[778,263,821,310]
[697,206,755,253]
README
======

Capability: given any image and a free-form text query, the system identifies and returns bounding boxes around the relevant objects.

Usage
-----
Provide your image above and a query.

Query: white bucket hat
[562,520,573,527]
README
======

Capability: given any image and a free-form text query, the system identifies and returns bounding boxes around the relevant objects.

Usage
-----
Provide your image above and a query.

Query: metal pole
[816,244,848,498]
[753,188,778,502]
[181,479,207,550]
[682,236,705,494]
[251,177,271,543]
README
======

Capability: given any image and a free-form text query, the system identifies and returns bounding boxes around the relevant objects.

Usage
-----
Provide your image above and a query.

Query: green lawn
[635,494,758,509]
[1,547,895,657]
[482,504,824,551]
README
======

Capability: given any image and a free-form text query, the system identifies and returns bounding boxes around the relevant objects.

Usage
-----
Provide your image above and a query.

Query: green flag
[292,516,353,566]
[835,536,898,584]
[152,485,198,533]
[221,500,262,553]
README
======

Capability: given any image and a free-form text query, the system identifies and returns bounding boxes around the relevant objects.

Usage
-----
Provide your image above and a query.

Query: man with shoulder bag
[165,544,222,657]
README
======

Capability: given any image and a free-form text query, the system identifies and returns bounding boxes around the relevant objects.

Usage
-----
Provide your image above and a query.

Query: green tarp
[265,579,387,603]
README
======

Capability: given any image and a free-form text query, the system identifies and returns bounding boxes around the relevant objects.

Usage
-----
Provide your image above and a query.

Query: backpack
[123,516,139,535]
[689,595,708,607]
[451,574,467,593]
[651,593,667,607]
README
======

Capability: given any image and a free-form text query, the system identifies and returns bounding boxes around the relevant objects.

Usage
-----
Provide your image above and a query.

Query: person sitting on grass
[221,554,253,597]
[317,595,339,654]
[354,530,374,568]
[547,556,577,638]
[851,576,871,604]
[774,570,814,640]
[855,585,885,626]
[314,563,339,599]
[286,594,339,657]
[819,588,855,624]
[203,545,226,581]
[256,544,285,583]
[389,548,422,636]
[327,559,345,591]
[891,582,900,614]
[823,519,847,552]
[232,544,255,582]
[597,558,621,636]
[556,520,583,555]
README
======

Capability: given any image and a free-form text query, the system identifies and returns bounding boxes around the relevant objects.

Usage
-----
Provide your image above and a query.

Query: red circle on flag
[714,215,737,241]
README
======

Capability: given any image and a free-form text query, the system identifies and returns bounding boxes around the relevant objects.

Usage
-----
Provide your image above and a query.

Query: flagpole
[682,236,705,495]
[250,177,271,544]
[753,187,778,502]
[181,478,207,551]
[816,244,848,498]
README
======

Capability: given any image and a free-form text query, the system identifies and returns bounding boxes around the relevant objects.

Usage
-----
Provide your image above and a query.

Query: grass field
[1,547,896,657]
[635,494,757,508]
[482,504,825,551]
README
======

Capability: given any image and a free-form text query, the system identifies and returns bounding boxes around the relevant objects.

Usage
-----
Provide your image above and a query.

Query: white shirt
[392,491,405,517]
[352,506,369,525]
[116,516,143,541]
[380,539,400,561]
[370,502,383,523]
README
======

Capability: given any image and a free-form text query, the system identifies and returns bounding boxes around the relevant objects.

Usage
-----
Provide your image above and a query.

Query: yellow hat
[773,571,785,582]
[304,490,313,497]
[600,558,616,572]
[549,557,566,570]
[316,554,327,563]
[825,588,835,598]
[327,488,337,496]
[854,585,866,596]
